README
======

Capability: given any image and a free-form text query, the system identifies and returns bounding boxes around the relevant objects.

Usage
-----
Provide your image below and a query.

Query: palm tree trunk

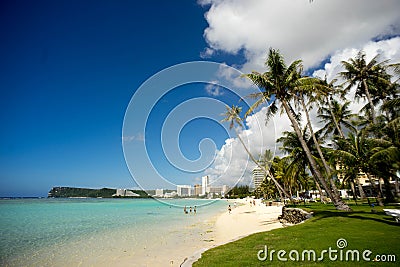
[383,176,395,203]
[356,178,366,199]
[326,96,345,138]
[365,173,384,206]
[282,100,352,211]
[309,167,326,203]
[233,128,290,200]
[362,80,377,124]
[350,180,357,203]
[300,95,341,201]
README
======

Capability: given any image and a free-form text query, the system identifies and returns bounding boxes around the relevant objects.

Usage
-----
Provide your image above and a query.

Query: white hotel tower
[252,167,266,189]
[201,175,209,196]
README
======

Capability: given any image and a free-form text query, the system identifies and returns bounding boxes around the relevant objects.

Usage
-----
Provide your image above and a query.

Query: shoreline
[3,198,283,266]
[109,198,283,266]
[181,199,284,266]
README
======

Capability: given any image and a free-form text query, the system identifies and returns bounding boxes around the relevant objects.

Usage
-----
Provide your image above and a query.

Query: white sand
[181,199,283,266]
[102,199,283,267]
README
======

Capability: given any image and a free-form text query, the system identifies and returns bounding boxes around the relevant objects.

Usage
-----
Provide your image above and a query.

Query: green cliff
[48,187,151,198]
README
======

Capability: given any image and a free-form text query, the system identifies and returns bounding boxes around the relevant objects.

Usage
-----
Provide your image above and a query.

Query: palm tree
[244,48,351,211]
[331,131,388,206]
[318,100,355,138]
[254,177,277,200]
[220,105,290,199]
[296,79,345,202]
[371,97,400,199]
[277,130,327,202]
[271,157,294,197]
[340,50,394,124]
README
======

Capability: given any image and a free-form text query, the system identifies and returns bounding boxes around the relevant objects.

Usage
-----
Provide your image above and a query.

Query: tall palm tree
[220,105,290,199]
[340,50,393,124]
[244,48,351,211]
[318,100,355,138]
[296,79,343,201]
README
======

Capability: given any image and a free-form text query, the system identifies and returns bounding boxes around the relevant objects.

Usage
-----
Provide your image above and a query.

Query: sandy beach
[181,198,283,266]
[72,199,283,267]
[122,198,283,267]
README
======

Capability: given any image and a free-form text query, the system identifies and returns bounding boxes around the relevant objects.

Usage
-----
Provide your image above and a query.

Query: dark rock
[278,207,312,225]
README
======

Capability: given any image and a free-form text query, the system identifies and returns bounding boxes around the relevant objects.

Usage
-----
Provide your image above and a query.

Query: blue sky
[1,0,399,197]
[0,1,234,196]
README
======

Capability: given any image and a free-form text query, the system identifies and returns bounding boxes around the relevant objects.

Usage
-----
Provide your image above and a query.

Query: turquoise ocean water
[0,198,227,266]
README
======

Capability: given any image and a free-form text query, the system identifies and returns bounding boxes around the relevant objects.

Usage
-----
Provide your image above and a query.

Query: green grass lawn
[193,203,399,266]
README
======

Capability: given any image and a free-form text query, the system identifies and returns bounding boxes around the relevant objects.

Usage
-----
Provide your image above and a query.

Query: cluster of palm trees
[222,48,399,211]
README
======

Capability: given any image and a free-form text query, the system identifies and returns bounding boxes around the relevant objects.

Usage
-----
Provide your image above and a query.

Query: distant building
[164,191,177,198]
[205,185,229,197]
[201,175,209,195]
[336,162,376,186]
[194,184,202,196]
[252,166,266,189]
[155,189,164,197]
[113,189,140,197]
[305,190,326,200]
[177,185,191,197]
[222,185,229,196]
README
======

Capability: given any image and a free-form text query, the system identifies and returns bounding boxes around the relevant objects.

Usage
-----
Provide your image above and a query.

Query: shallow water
[0,198,227,266]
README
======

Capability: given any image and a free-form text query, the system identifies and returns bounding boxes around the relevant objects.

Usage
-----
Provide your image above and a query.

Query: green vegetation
[194,203,400,266]
[226,185,252,199]
[222,48,400,209]
[47,187,151,198]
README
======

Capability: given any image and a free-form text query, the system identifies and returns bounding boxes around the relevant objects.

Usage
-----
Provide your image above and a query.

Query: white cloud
[205,81,224,96]
[201,0,400,72]
[205,37,400,187]
[312,37,400,120]
[201,1,400,187]
[205,106,291,186]
[200,47,215,58]
[313,37,400,82]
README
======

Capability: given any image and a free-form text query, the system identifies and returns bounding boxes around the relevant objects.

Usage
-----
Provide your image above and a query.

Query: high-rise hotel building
[252,167,266,189]
[201,175,209,196]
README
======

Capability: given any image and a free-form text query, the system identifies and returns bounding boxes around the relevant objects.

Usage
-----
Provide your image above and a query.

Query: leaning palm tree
[340,50,394,124]
[244,48,351,211]
[221,105,290,199]
[295,78,344,201]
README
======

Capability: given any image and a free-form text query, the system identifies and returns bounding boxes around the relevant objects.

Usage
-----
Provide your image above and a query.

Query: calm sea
[0,198,227,266]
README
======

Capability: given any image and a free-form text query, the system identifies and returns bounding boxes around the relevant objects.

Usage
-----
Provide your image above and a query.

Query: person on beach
[190,206,192,213]
[228,205,232,214]
[194,206,197,214]
[184,206,188,214]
